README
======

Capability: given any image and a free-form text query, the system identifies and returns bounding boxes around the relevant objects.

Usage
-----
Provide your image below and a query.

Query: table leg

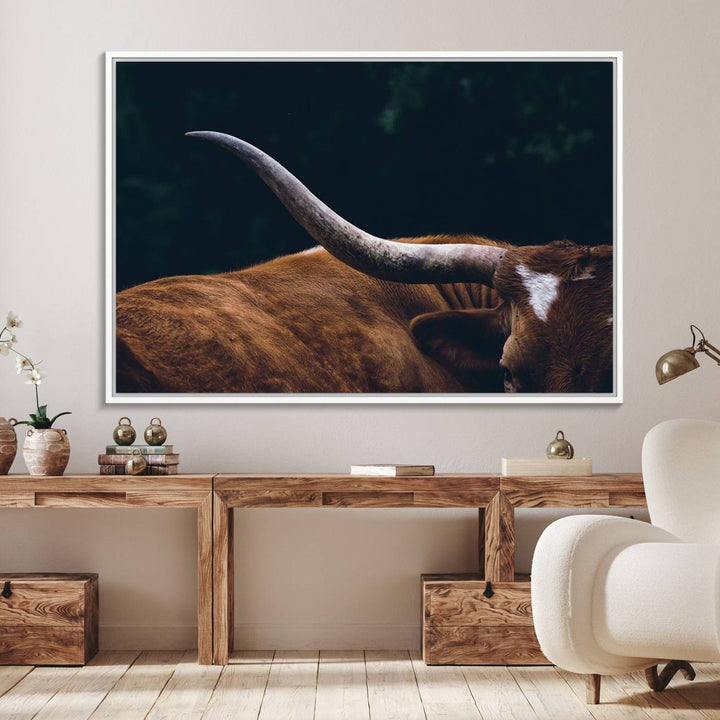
[478,507,486,577]
[484,492,515,582]
[213,492,234,665]
[197,493,213,665]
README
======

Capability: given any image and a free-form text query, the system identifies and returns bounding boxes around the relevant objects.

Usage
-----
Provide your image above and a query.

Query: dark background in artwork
[115,60,614,291]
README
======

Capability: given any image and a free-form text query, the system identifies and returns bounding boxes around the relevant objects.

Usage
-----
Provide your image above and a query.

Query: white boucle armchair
[531,418,720,704]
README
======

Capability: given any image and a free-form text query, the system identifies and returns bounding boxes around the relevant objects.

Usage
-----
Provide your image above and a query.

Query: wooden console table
[0,475,214,665]
[0,473,647,666]
[212,473,646,665]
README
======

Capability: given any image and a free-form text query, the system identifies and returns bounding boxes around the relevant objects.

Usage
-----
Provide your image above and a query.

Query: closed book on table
[98,453,179,466]
[501,457,592,476]
[98,464,179,475]
[0,573,98,665]
[350,464,435,477]
[105,445,174,455]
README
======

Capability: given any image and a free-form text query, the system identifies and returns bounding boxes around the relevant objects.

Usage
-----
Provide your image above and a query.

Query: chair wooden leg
[586,674,601,704]
[645,661,696,692]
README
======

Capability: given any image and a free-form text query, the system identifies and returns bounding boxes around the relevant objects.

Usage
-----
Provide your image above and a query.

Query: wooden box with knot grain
[422,573,549,665]
[0,573,98,665]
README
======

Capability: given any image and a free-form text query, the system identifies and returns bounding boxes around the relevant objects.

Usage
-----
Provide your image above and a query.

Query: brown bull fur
[116,236,613,394]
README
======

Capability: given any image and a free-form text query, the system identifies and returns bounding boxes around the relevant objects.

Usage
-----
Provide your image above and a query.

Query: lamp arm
[698,339,720,365]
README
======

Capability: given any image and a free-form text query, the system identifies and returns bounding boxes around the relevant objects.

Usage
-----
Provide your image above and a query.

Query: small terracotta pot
[22,428,70,476]
[0,417,18,475]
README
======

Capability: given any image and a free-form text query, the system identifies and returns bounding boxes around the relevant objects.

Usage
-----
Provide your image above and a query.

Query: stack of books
[98,445,180,475]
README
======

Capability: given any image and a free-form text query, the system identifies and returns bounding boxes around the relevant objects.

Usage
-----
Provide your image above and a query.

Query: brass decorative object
[112,416,136,445]
[144,417,167,446]
[125,449,147,475]
[546,430,574,459]
[656,325,720,384]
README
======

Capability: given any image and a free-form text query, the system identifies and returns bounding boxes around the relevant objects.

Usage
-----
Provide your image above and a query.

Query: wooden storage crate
[0,573,98,665]
[422,573,548,665]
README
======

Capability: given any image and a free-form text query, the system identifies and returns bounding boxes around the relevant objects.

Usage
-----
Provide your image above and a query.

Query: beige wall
[1,0,718,649]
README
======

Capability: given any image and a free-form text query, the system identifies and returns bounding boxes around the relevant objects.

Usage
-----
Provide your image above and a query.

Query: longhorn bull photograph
[110,56,619,400]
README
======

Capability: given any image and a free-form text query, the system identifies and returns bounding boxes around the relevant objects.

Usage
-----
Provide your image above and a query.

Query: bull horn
[185,131,506,286]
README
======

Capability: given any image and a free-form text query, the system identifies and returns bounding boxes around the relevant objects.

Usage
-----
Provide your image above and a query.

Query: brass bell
[113,417,136,446]
[125,448,147,475]
[546,430,574,459]
[144,417,167,446]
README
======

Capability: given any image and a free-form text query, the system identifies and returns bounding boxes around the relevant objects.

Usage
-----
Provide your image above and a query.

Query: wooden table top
[214,473,646,509]
[0,474,213,508]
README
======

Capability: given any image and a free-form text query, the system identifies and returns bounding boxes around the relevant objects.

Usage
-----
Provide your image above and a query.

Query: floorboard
[463,665,538,720]
[145,649,222,720]
[510,665,595,720]
[0,666,80,720]
[0,667,33,700]
[202,651,274,720]
[365,650,425,720]
[89,650,184,720]
[410,649,483,719]
[1,652,718,720]
[257,650,319,720]
[314,650,369,720]
[32,651,140,720]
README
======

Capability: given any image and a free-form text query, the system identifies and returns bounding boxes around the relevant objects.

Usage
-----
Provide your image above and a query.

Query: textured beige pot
[22,428,70,476]
[0,417,18,475]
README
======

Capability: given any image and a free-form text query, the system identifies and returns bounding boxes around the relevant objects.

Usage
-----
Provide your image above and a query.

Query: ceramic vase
[0,417,17,475]
[22,428,70,476]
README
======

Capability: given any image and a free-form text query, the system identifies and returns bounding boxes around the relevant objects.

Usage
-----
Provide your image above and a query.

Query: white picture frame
[106,51,622,404]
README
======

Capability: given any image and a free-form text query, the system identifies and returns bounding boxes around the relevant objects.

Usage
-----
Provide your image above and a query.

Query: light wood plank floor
[0,651,717,720]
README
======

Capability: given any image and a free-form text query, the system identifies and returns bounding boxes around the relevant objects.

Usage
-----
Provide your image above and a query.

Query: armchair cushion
[594,541,720,662]
[531,514,679,674]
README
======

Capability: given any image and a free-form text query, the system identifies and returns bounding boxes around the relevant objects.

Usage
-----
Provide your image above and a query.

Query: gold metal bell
[144,417,167,446]
[546,430,574,459]
[112,417,136,446]
[125,448,147,475]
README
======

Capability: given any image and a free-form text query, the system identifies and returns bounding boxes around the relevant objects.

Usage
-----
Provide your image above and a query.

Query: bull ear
[409,308,508,392]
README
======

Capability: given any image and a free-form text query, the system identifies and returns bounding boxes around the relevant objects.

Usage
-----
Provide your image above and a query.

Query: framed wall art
[106,51,622,404]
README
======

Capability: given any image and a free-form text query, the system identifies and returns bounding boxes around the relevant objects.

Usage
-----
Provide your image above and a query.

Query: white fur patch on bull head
[516,263,560,322]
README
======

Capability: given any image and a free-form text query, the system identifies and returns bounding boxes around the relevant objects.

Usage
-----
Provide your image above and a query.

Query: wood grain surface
[0,627,88,665]
[409,649,483,719]
[0,474,212,491]
[0,580,86,627]
[197,494,213,666]
[213,493,234,665]
[216,474,502,508]
[0,574,98,665]
[427,580,534,627]
[0,477,214,665]
[425,626,546,665]
[501,474,645,507]
[483,492,515,582]
[4,652,716,718]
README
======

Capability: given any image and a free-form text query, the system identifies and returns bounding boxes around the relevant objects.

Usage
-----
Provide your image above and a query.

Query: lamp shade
[655,348,700,385]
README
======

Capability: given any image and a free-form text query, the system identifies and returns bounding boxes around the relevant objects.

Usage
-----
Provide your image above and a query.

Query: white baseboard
[99,624,421,650]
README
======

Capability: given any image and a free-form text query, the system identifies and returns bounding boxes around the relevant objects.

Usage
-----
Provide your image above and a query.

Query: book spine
[98,454,180,466]
[104,445,174,455]
[147,465,179,475]
[98,464,126,475]
[98,464,180,475]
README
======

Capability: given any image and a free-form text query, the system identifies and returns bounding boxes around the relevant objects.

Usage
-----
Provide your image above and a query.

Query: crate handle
[483,581,494,599]
[1,581,10,599]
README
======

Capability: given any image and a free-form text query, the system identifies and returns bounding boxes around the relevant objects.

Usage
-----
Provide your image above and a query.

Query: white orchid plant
[0,311,71,429]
